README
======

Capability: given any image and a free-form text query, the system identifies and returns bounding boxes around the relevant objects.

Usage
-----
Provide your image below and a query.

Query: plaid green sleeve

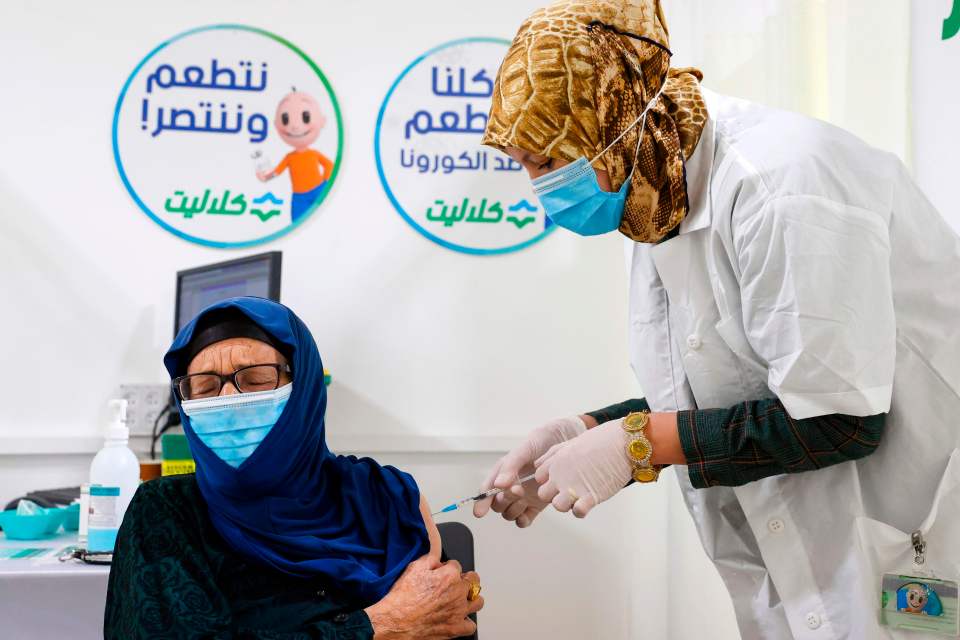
[586,398,651,425]
[678,399,886,488]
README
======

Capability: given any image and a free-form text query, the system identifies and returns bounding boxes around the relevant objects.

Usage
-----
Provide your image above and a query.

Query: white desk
[0,531,109,640]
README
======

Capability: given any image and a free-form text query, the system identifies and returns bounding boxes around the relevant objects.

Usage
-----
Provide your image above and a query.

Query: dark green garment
[585,398,651,425]
[104,475,374,640]
[586,397,885,489]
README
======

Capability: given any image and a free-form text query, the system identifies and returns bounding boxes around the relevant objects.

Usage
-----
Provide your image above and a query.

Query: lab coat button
[686,335,702,350]
[805,612,822,629]
[767,518,785,534]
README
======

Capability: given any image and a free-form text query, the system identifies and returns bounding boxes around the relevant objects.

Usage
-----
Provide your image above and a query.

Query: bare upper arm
[419,494,442,561]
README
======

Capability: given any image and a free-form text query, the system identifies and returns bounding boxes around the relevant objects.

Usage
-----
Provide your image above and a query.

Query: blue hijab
[164,297,429,604]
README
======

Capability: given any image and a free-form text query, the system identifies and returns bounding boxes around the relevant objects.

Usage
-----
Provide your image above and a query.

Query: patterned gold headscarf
[482,0,708,243]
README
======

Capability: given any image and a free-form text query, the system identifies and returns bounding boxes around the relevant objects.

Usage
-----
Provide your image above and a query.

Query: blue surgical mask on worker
[531,80,667,236]
[180,383,292,467]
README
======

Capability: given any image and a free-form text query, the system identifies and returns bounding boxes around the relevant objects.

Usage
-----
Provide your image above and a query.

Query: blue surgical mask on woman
[181,383,292,467]
[531,80,666,236]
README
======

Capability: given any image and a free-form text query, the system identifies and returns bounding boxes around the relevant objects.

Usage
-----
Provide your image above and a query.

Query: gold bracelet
[622,411,662,483]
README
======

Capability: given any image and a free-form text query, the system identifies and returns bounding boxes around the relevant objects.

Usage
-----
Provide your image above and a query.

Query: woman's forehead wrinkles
[188,339,283,373]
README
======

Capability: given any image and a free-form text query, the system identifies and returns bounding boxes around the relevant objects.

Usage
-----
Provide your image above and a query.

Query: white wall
[912,0,960,232]
[666,0,911,160]
[0,1,917,639]
[0,0,637,447]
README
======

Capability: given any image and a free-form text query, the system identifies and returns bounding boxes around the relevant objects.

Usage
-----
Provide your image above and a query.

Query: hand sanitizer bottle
[85,399,140,553]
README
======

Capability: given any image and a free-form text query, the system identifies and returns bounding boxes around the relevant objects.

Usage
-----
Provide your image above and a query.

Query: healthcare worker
[474,1,960,638]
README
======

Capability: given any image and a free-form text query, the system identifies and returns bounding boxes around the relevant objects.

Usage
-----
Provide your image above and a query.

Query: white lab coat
[627,89,960,639]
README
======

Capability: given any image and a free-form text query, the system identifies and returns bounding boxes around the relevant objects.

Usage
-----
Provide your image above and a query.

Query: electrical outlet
[117,384,172,436]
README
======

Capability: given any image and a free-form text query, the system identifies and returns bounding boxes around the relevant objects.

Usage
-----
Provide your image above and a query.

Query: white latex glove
[473,416,587,527]
[534,419,632,518]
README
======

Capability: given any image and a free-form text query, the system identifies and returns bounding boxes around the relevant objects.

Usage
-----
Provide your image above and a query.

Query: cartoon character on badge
[897,582,944,616]
[256,88,335,223]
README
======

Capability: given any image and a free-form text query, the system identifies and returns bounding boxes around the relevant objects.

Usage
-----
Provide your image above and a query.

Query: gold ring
[467,581,482,601]
[568,488,579,501]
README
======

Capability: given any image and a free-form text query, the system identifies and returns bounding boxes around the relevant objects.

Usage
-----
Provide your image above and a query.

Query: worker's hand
[365,555,483,640]
[256,170,271,182]
[473,415,587,527]
[534,418,631,518]
[475,463,548,528]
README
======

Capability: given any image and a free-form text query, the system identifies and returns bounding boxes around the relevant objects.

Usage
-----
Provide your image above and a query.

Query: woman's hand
[473,416,587,527]
[365,555,483,640]
[533,413,682,518]
[533,418,634,518]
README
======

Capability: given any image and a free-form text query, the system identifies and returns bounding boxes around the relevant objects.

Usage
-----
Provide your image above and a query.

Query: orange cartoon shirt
[273,149,334,194]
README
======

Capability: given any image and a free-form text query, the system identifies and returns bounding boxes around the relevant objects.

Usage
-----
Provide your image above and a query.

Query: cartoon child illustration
[897,582,944,616]
[257,89,335,223]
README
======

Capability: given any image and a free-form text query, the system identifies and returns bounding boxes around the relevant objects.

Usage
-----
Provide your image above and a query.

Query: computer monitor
[174,251,282,336]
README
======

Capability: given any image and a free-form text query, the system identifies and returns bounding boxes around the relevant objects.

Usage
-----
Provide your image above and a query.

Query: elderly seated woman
[105,297,483,639]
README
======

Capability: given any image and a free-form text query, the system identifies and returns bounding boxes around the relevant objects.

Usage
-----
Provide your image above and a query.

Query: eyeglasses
[173,364,293,400]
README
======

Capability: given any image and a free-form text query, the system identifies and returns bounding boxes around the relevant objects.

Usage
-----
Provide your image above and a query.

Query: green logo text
[945,0,960,40]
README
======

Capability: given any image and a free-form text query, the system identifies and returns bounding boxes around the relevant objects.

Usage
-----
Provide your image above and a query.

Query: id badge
[880,574,958,636]
[879,531,959,636]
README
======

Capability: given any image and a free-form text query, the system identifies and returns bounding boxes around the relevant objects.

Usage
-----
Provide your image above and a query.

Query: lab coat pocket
[851,449,960,636]
[713,315,772,401]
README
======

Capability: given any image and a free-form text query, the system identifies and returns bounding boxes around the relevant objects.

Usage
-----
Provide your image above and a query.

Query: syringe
[432,473,537,516]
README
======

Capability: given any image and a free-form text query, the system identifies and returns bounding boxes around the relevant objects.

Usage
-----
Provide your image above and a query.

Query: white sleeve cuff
[774,385,893,420]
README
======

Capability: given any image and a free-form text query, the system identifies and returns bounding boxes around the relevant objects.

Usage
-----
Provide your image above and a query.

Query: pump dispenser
[85,399,141,553]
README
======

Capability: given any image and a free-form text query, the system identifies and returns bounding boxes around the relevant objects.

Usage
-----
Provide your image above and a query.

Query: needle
[432,474,537,516]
